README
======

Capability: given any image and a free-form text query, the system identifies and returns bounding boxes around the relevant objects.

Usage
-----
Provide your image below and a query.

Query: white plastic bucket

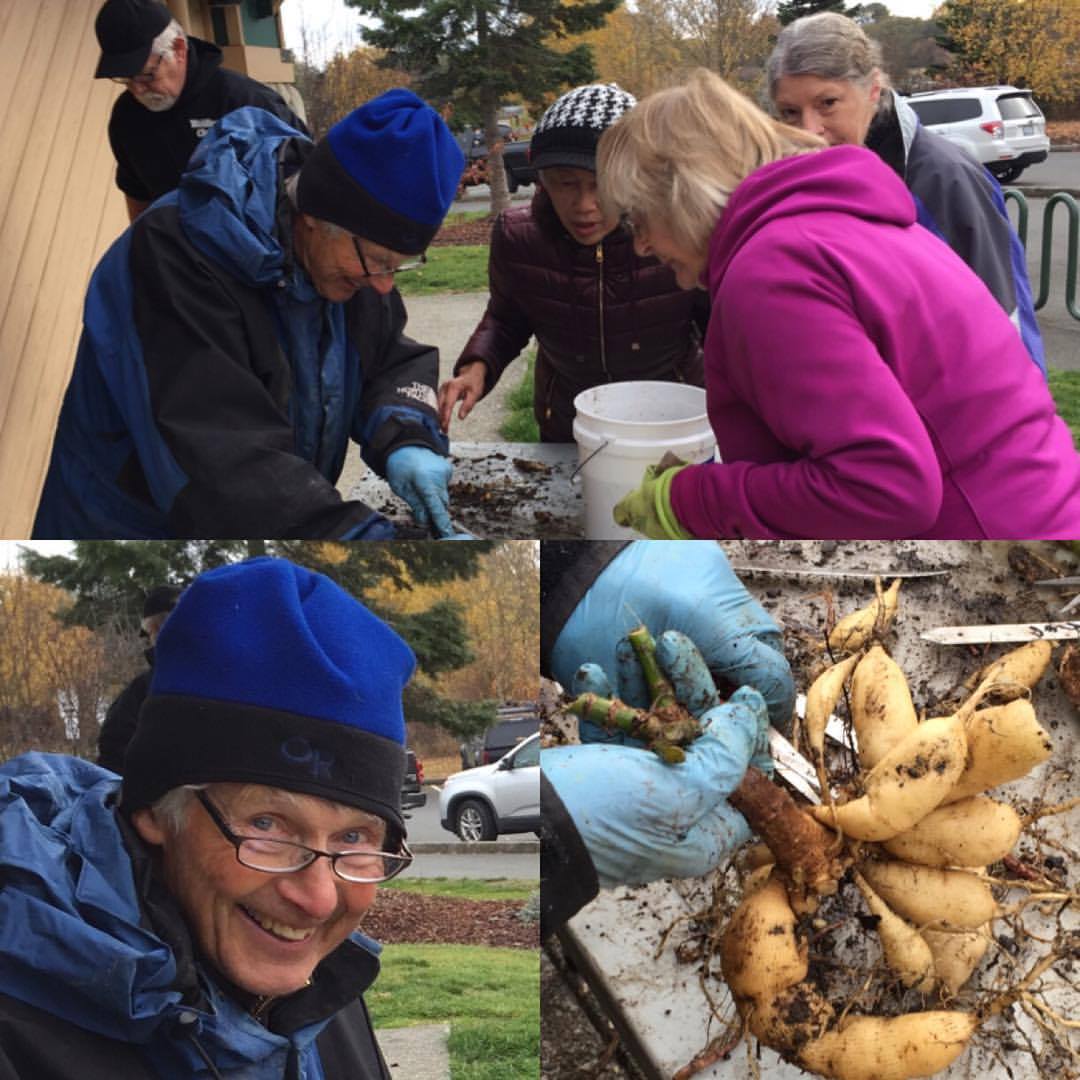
[572,381,716,540]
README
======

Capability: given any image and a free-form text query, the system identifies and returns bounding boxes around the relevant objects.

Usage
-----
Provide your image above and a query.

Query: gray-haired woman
[766,12,1045,375]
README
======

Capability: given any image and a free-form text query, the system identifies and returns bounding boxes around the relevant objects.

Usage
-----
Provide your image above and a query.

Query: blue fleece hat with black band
[296,89,465,255]
[122,558,415,840]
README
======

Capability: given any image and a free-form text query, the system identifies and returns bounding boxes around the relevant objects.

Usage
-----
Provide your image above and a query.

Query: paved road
[400,786,540,881]
[1012,147,1080,193]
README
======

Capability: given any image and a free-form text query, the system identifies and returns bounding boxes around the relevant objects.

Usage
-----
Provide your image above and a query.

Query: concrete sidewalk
[377,1023,451,1080]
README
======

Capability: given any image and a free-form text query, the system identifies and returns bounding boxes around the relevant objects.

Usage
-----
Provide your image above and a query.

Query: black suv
[480,705,540,765]
[401,749,426,814]
[500,140,536,193]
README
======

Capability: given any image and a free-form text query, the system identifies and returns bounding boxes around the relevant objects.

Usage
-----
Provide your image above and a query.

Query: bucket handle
[569,440,609,484]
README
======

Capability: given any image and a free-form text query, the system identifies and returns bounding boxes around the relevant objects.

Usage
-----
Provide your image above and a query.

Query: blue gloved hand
[385,446,454,537]
[551,541,795,737]
[543,633,772,887]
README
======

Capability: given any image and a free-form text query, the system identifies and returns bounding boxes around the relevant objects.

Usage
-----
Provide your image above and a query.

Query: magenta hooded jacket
[669,145,1080,539]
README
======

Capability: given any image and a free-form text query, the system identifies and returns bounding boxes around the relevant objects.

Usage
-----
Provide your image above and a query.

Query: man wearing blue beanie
[0,558,416,1077]
[34,91,470,541]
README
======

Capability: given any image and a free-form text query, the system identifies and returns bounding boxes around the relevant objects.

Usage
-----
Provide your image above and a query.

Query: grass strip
[395,245,489,296]
[1049,367,1080,447]
[382,877,537,901]
[369,944,539,1079]
[499,351,540,442]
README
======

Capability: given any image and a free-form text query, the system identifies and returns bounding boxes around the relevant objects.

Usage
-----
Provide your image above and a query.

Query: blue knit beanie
[122,558,415,838]
[296,89,465,255]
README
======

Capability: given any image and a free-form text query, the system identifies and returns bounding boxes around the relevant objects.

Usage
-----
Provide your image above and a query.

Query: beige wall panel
[0,0,127,537]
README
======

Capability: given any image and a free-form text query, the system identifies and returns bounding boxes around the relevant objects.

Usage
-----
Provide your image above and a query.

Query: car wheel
[506,173,519,194]
[454,798,496,842]
[994,164,1024,184]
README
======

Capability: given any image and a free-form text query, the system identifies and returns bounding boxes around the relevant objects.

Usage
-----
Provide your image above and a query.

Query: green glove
[612,463,692,538]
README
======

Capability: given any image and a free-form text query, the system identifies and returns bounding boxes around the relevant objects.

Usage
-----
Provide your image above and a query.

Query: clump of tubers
[707,583,1070,1080]
[566,583,1071,1080]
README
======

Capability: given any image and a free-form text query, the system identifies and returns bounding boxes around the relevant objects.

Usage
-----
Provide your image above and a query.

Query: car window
[908,98,982,125]
[996,94,1041,119]
[511,737,539,768]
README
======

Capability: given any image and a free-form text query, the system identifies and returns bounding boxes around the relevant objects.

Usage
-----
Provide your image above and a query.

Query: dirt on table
[363,888,539,950]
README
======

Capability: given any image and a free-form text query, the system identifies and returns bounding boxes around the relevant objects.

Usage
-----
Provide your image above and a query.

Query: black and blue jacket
[34,108,447,539]
[0,753,391,1079]
[867,91,1046,376]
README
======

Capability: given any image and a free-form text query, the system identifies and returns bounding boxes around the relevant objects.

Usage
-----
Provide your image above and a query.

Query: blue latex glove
[551,541,795,736]
[385,446,454,537]
[543,633,772,887]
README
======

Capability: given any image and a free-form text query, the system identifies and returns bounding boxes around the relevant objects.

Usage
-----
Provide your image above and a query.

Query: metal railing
[1004,189,1080,320]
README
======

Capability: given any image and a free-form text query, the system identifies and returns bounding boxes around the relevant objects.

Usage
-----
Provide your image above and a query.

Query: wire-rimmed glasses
[351,238,427,278]
[195,791,412,884]
[110,50,167,88]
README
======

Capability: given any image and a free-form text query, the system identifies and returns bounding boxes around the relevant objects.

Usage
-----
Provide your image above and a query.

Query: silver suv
[438,732,540,841]
[905,86,1050,184]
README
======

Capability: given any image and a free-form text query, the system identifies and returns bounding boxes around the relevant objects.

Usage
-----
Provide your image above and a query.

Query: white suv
[904,86,1050,184]
[438,732,540,841]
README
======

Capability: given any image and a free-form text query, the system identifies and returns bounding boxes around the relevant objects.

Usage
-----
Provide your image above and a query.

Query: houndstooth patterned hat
[529,83,637,172]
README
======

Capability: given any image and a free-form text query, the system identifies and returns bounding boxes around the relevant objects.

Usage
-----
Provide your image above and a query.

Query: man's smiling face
[133,783,385,997]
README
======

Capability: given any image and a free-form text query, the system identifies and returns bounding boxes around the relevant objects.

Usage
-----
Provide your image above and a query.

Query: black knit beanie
[529,84,637,172]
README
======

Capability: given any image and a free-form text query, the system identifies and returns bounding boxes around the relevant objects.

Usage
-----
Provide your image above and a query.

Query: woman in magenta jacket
[597,69,1080,539]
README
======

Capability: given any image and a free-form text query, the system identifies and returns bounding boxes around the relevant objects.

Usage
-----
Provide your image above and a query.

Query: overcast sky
[280,0,940,65]
[0,541,72,570]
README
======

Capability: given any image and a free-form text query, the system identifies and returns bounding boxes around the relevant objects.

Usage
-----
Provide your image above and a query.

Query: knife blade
[728,565,950,581]
[921,622,1080,645]
[767,725,821,805]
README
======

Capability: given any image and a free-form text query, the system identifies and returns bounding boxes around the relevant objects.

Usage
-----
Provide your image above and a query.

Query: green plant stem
[627,624,677,710]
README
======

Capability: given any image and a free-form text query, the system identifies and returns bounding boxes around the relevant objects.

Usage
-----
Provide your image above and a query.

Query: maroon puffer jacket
[455,188,707,441]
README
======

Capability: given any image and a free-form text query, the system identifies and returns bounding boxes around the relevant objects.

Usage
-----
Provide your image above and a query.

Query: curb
[409,840,540,854]
[1010,186,1080,198]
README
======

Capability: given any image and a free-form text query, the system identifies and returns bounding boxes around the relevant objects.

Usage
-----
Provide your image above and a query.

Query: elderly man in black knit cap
[35,90,468,541]
[0,557,417,1077]
[438,83,707,442]
[93,0,307,222]
[97,583,182,774]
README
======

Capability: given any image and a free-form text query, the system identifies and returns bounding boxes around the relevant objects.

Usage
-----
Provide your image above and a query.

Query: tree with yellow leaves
[934,0,1080,102]
[0,574,125,762]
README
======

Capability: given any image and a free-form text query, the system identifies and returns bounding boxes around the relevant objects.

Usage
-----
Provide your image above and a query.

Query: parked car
[904,86,1050,184]
[438,732,541,841]
[454,124,535,194]
[401,748,426,815]
[501,139,536,192]
[481,704,539,764]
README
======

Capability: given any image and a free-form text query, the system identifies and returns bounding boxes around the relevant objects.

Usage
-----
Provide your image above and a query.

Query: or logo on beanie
[530,84,637,172]
[281,736,335,781]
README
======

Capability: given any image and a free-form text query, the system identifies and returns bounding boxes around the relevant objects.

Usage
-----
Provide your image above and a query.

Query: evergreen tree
[776,0,862,26]
[346,0,619,211]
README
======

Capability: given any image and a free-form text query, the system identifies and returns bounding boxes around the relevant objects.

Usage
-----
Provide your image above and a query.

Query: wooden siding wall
[0,0,129,537]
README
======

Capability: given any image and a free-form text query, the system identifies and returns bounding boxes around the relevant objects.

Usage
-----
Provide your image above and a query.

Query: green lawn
[1049,367,1080,447]
[368,944,539,1080]
[395,244,489,296]
[382,877,537,902]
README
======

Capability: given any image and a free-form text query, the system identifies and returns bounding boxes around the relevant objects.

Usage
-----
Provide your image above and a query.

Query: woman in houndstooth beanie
[437,82,707,443]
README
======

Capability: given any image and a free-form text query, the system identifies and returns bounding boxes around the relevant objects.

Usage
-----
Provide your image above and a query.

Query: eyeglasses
[110,49,167,87]
[195,791,412,883]
[352,237,427,278]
